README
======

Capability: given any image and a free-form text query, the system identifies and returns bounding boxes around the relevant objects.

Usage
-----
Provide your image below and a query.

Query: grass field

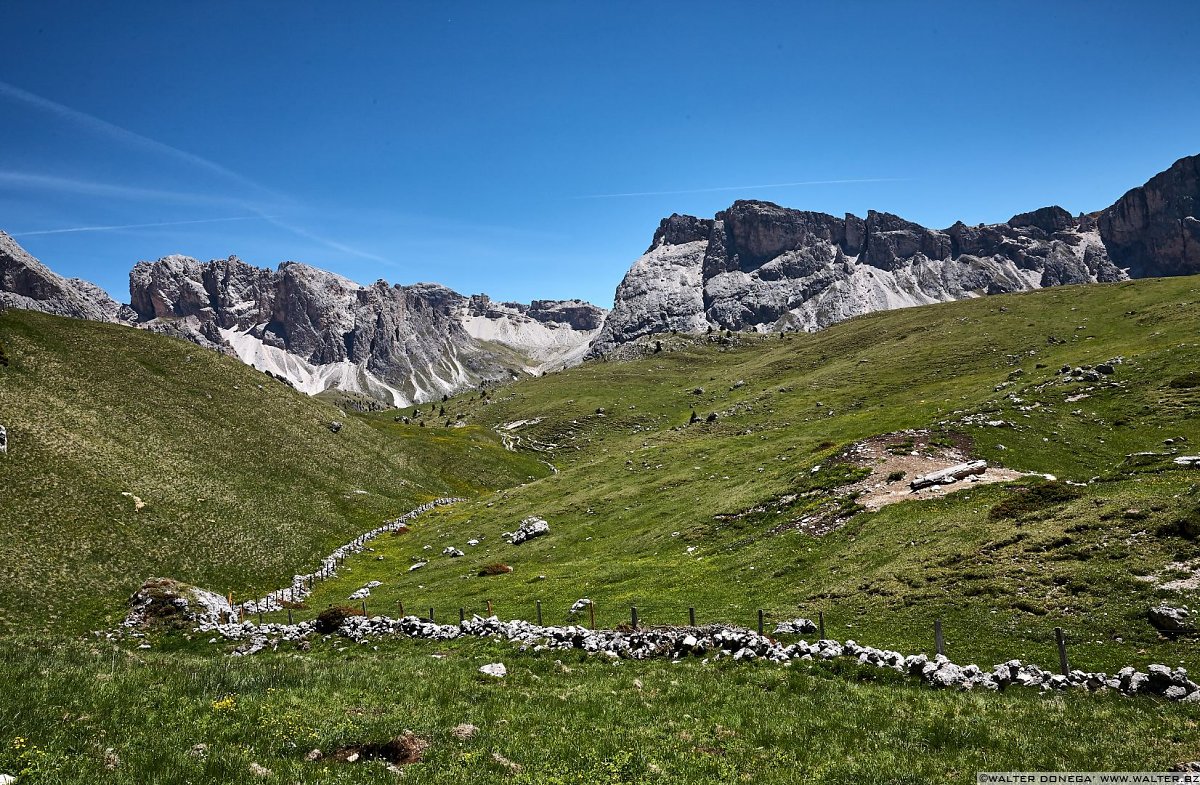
[5,277,1200,781]
[0,311,546,633]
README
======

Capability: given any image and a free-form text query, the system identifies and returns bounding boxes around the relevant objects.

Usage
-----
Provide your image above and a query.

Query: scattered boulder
[451,723,479,740]
[1149,605,1195,634]
[328,421,343,434]
[442,547,465,557]
[479,662,507,678]
[249,762,272,778]
[774,618,818,635]
[504,517,550,545]
[569,598,592,614]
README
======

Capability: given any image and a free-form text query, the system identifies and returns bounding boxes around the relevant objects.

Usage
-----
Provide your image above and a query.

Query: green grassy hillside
[291,277,1200,673]
[0,310,546,633]
[6,279,1200,782]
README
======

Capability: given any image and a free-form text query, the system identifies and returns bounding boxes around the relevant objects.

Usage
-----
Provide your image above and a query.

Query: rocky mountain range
[0,237,605,406]
[590,153,1199,354]
[1,153,1196,404]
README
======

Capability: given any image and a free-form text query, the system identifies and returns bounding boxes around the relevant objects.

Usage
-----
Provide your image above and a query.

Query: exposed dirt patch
[332,731,429,766]
[839,430,1030,511]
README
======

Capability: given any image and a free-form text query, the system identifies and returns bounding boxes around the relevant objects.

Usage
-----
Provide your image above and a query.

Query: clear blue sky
[2,1,1197,308]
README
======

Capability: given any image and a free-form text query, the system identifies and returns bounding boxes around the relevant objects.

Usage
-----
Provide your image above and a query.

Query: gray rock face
[0,232,127,322]
[1100,153,1200,278]
[127,256,604,405]
[0,232,602,406]
[592,156,1200,354]
[590,198,1123,354]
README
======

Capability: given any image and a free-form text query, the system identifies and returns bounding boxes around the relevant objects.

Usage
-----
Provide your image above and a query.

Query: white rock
[479,663,507,678]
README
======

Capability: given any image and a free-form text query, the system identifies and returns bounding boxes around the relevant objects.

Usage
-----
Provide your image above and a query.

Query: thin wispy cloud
[0,80,388,265]
[12,215,274,237]
[575,177,910,199]
[0,80,286,204]
[263,215,390,264]
[0,171,251,207]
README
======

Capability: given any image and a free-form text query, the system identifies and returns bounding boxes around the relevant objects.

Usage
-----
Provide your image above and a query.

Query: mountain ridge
[0,238,607,406]
[590,153,1199,354]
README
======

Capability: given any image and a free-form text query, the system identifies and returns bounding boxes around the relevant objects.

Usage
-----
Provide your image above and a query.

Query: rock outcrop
[591,155,1200,355]
[126,256,605,405]
[1099,154,1200,278]
[590,200,1122,354]
[0,231,128,322]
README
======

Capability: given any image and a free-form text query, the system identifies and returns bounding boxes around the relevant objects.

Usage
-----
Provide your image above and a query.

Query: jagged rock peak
[589,178,1141,355]
[1099,153,1200,278]
[0,231,127,322]
[1007,205,1077,233]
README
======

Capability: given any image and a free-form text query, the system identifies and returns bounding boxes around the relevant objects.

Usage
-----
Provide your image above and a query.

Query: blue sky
[2,1,1198,308]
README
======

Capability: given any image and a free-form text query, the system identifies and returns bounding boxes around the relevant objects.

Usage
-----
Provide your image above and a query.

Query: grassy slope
[0,310,546,633]
[294,277,1200,674]
[3,637,1197,784]
[6,280,1200,781]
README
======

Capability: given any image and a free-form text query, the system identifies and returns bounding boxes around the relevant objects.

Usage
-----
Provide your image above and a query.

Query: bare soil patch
[840,430,1029,511]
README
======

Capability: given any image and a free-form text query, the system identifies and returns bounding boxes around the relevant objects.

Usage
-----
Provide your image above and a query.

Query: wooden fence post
[287,609,293,625]
[818,611,825,640]
[631,606,639,630]
[689,607,696,627]
[1055,627,1070,676]
[460,607,465,623]
[758,609,764,635]
[536,600,543,626]
[361,600,367,616]
[487,599,493,617]
[934,618,944,656]
[429,607,435,623]
[589,601,595,630]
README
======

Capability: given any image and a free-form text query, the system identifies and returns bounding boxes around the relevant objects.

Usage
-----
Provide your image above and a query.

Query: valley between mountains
[2,154,1200,782]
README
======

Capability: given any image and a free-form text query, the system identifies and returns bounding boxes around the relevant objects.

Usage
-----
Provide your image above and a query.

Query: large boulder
[1149,604,1195,634]
[123,577,232,629]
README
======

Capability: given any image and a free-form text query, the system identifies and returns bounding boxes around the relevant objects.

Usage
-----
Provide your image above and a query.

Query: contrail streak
[575,177,910,199]
[0,171,251,207]
[12,215,274,237]
[0,81,388,263]
[0,80,287,203]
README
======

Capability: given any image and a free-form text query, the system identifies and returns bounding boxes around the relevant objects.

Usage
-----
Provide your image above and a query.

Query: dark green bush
[315,604,364,633]
[1157,506,1200,540]
[1169,372,1200,389]
[988,480,1083,520]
